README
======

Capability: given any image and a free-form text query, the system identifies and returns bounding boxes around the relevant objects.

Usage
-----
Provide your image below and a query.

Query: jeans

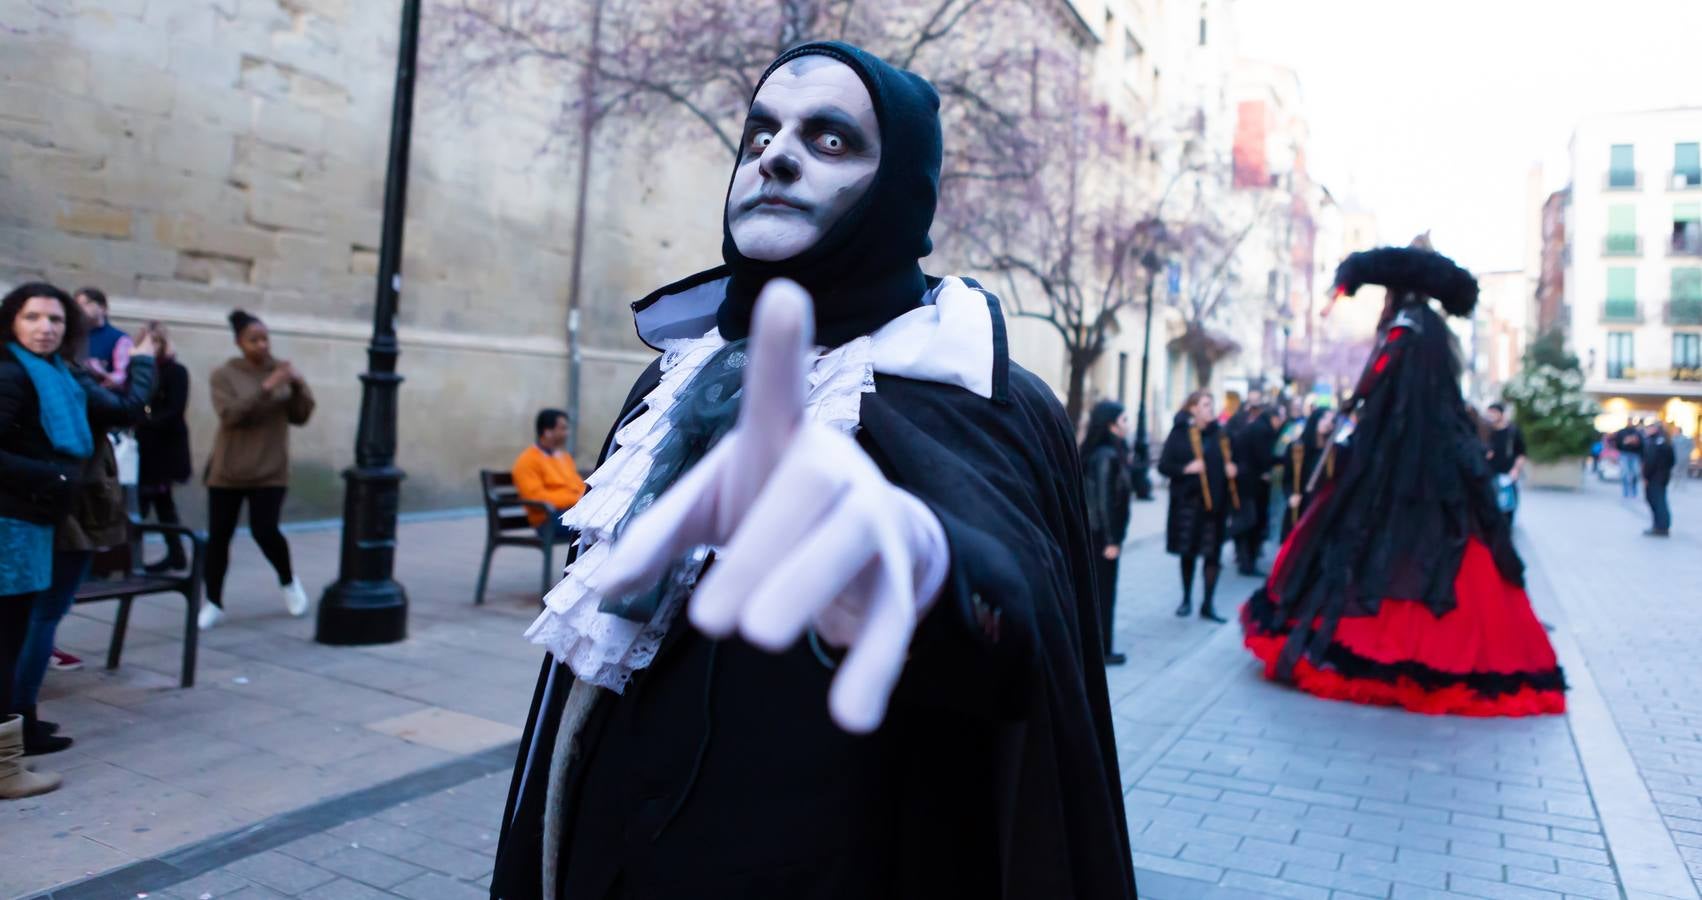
[537,520,576,542]
[14,550,93,709]
[1621,453,1641,498]
[1648,480,1672,532]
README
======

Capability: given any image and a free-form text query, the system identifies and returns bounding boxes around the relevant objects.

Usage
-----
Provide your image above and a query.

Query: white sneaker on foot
[197,603,225,630]
[281,580,309,617]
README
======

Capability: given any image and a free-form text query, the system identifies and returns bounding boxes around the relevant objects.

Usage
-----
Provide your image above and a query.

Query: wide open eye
[814,132,847,155]
[746,129,775,156]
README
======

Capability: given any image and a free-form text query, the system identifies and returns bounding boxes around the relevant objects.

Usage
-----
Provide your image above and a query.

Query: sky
[1234,0,1702,273]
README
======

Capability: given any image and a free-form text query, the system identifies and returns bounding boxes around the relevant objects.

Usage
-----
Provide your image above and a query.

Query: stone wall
[0,0,727,522]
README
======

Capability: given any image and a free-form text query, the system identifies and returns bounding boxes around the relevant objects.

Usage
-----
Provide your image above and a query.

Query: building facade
[1565,108,1702,438]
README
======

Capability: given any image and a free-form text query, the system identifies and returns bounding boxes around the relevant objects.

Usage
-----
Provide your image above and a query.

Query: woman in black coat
[1157,390,1238,622]
[1081,401,1133,665]
[135,322,192,572]
[1281,407,1337,541]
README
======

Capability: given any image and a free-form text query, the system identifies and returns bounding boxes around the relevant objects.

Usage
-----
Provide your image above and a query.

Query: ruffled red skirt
[1241,512,1565,717]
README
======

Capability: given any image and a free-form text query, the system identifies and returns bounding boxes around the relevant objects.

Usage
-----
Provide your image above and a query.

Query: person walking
[1643,421,1676,536]
[1159,390,1238,623]
[199,310,315,630]
[1230,401,1281,576]
[1483,402,1527,528]
[1081,400,1133,665]
[1615,420,1643,498]
[136,322,192,572]
[1671,425,1693,490]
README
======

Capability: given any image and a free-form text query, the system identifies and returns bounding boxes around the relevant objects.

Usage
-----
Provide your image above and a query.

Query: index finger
[725,279,814,521]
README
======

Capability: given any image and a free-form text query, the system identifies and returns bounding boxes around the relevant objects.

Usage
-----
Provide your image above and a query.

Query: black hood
[717,41,943,348]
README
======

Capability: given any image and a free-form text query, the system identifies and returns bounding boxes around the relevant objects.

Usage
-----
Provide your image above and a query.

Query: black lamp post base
[316,579,408,645]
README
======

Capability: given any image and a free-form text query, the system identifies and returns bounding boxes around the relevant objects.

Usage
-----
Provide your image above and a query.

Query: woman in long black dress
[1242,243,1564,716]
[1280,407,1336,541]
[1158,390,1238,622]
[1081,400,1133,665]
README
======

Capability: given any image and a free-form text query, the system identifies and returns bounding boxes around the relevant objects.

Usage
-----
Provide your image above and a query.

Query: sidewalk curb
[27,741,520,900]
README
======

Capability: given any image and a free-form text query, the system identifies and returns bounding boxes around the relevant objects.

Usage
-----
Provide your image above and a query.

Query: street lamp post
[316,0,420,645]
[1132,247,1164,500]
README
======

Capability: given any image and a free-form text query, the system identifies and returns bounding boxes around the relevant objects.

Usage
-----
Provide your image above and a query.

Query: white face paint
[727,57,882,262]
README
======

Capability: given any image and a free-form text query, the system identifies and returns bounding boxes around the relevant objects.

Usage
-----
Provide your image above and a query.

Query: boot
[1173,597,1192,617]
[0,715,62,799]
[20,707,72,756]
[1199,598,1228,624]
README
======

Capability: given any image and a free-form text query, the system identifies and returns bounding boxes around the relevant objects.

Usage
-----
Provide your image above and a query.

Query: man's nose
[758,132,802,183]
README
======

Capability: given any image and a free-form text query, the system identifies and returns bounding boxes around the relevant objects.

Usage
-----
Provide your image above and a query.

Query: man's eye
[748,130,774,152]
[816,132,847,154]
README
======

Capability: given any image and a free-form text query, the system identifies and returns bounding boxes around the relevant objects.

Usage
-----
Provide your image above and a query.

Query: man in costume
[490,42,1137,899]
[1240,240,1565,717]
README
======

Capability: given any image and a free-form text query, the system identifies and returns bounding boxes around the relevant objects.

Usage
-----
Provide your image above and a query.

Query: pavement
[7,474,1702,899]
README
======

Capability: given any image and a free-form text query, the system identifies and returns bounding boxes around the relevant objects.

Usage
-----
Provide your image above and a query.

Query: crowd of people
[1597,417,1687,537]
[0,282,312,800]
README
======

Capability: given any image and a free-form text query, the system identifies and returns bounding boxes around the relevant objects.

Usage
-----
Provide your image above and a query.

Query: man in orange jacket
[512,408,586,539]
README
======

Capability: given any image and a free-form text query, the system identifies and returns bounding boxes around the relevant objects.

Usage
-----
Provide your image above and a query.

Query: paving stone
[314,846,427,889]
[1131,849,1226,883]
[1502,867,1621,900]
[391,872,488,900]
[224,850,337,894]
[1220,871,1334,899]
[299,878,398,900]
[1445,874,1563,900]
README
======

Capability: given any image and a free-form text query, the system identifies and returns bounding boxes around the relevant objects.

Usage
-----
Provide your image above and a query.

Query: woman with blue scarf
[0,283,155,800]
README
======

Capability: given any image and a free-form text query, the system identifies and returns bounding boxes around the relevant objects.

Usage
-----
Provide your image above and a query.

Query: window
[1673,202,1701,255]
[1606,332,1634,380]
[1676,142,1701,187]
[1606,267,1637,320]
[1675,333,1702,370]
[1606,204,1638,254]
[1199,2,1208,45]
[1609,144,1636,188]
[1125,28,1142,64]
[1674,267,1702,300]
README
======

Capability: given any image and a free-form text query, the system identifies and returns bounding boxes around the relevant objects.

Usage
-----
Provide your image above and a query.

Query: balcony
[1605,169,1641,190]
[1665,298,1702,325]
[1671,170,1702,191]
[1670,234,1702,257]
[1675,366,1702,383]
[1601,299,1643,323]
[1603,234,1642,257]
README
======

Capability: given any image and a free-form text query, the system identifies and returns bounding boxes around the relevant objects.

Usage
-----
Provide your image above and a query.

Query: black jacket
[492,317,1136,900]
[1157,411,1232,511]
[1082,440,1132,547]
[138,357,192,486]
[1643,431,1677,485]
[0,353,157,524]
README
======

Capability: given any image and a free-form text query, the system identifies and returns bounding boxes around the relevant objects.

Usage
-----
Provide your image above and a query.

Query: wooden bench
[75,519,205,688]
[474,469,574,605]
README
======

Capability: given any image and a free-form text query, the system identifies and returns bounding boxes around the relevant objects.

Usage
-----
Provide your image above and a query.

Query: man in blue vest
[75,287,134,390]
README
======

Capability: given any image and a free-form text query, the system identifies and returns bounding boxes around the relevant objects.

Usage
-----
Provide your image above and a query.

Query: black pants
[1648,480,1672,532]
[1,594,32,719]
[1093,552,1119,654]
[206,486,293,606]
[139,484,186,565]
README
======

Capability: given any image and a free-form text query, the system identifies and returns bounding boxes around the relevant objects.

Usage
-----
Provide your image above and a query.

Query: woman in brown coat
[198,309,314,629]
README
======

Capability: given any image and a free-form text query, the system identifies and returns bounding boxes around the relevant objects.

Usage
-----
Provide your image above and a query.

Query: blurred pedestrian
[74,287,133,391]
[1615,420,1643,498]
[1483,402,1527,528]
[199,310,315,630]
[1282,407,1336,542]
[1081,400,1132,665]
[1159,390,1237,623]
[136,322,192,572]
[0,283,155,796]
[512,408,586,541]
[1643,421,1675,537]
[1671,425,1693,490]
[1230,401,1281,575]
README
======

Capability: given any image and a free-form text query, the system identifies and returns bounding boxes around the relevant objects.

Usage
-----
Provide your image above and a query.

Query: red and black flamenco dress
[1240,297,1565,717]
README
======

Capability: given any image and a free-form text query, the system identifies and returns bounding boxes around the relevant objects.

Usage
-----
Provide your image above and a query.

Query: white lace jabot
[522,276,994,691]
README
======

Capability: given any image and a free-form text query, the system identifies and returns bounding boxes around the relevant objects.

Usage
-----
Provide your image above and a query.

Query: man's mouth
[742,194,808,213]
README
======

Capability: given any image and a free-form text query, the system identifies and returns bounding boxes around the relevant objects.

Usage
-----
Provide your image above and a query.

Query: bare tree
[1167,183,1281,389]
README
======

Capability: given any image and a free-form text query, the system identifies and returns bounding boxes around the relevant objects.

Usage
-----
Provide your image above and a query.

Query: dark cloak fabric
[489,308,1137,900]
[1157,411,1232,557]
[1254,298,1523,679]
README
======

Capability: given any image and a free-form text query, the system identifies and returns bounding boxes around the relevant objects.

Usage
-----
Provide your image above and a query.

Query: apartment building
[1565,108,1702,437]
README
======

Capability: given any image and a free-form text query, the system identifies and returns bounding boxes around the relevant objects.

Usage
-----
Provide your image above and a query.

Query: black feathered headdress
[1330,246,1479,318]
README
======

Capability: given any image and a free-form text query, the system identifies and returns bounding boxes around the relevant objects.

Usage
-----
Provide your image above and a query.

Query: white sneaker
[197,603,226,630]
[281,580,309,617]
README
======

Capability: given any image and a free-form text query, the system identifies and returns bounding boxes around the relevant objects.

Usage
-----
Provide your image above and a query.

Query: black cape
[490,285,1137,900]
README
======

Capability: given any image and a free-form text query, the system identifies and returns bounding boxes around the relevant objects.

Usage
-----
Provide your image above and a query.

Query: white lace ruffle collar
[522,276,994,691]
